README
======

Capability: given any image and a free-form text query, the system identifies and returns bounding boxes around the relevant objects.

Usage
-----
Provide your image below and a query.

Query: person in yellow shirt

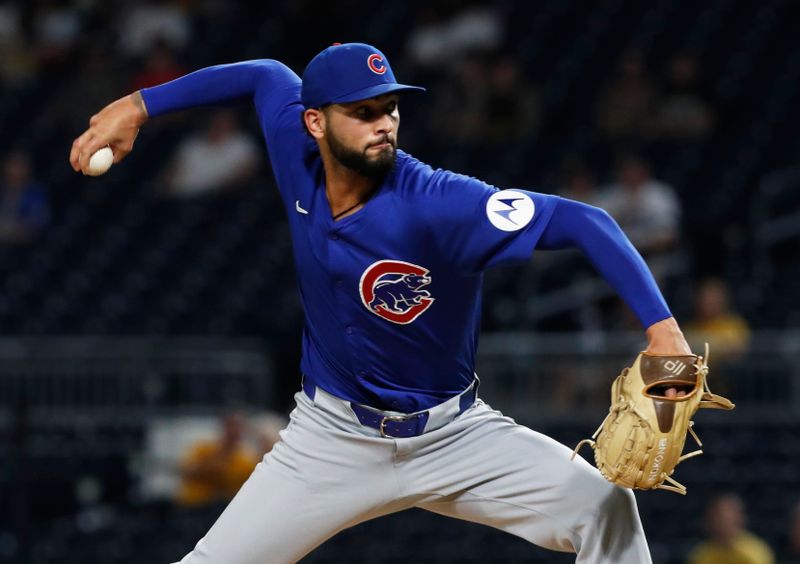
[780,501,800,564]
[176,411,259,507]
[688,493,774,564]
[685,277,751,356]
[685,277,751,396]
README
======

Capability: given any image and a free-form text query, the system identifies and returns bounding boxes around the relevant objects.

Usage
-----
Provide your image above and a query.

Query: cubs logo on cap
[367,54,387,75]
[302,43,425,108]
[359,260,434,324]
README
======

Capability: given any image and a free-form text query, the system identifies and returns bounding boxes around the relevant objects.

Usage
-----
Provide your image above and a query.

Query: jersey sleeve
[423,169,558,274]
[140,59,302,137]
[141,59,300,111]
[250,61,303,140]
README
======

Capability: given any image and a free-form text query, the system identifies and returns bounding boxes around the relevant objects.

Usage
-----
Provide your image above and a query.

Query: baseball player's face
[318,94,400,178]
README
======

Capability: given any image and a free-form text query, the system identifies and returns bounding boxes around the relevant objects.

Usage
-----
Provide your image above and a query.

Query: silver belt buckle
[379,415,410,438]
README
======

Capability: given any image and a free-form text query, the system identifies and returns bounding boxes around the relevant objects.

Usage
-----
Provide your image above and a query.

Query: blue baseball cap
[301,42,425,108]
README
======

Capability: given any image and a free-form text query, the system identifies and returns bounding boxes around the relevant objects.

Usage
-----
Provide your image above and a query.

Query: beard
[327,129,396,179]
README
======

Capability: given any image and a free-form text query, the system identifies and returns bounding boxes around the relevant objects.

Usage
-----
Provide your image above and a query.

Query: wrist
[130,91,149,125]
[646,316,681,338]
[645,317,692,355]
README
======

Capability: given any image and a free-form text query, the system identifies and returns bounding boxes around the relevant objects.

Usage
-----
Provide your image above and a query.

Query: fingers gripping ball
[87,146,114,176]
[572,345,735,494]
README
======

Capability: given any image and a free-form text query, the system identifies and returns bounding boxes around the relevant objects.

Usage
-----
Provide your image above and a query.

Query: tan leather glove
[573,345,734,494]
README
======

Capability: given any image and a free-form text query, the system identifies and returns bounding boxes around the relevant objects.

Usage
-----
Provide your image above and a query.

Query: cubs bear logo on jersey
[359,260,434,324]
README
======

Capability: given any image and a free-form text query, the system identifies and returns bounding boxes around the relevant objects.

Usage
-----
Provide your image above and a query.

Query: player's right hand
[69,91,148,175]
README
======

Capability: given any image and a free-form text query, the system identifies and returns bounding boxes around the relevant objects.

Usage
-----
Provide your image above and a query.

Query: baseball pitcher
[70,43,731,563]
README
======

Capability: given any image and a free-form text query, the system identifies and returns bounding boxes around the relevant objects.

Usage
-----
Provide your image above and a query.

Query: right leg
[406,401,651,563]
[173,391,407,564]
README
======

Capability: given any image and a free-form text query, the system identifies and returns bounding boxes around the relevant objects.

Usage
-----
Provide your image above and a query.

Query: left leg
[403,401,652,563]
[171,390,413,564]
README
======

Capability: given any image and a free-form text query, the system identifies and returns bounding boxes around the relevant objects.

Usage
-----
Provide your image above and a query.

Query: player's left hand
[644,316,692,397]
[572,343,734,494]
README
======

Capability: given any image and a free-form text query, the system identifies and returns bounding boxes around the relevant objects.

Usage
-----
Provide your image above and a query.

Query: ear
[304,108,325,140]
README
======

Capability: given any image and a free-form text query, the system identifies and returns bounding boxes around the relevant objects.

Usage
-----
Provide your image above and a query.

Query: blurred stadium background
[1,0,799,562]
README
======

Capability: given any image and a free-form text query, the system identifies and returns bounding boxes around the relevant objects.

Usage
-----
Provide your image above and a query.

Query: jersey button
[336,279,343,288]
[329,232,339,241]
[345,326,353,335]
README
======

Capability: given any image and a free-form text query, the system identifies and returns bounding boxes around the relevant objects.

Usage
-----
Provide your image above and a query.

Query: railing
[0,333,794,426]
[507,251,690,323]
[752,166,800,283]
[0,337,274,425]
[477,330,800,423]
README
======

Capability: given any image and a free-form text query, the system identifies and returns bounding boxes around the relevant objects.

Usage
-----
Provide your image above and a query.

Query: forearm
[537,198,672,329]
[70,59,293,175]
[140,59,280,118]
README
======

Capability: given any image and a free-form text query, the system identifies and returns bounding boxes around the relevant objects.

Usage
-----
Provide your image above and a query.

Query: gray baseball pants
[174,386,652,563]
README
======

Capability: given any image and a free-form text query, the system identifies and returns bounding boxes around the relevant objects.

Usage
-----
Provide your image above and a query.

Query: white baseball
[87,146,114,176]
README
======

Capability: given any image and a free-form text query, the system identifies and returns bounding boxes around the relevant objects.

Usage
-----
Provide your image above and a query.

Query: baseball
[87,146,114,176]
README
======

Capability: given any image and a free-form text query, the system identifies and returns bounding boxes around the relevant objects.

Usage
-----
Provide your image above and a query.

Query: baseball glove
[572,345,734,494]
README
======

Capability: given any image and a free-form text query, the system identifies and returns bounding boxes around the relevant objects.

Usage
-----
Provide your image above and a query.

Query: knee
[603,485,638,517]
[576,466,639,521]
[586,482,641,534]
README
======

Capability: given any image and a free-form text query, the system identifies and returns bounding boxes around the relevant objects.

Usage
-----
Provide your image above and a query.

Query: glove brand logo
[648,438,668,482]
[664,360,687,375]
[486,190,535,232]
[367,54,387,75]
[359,260,434,324]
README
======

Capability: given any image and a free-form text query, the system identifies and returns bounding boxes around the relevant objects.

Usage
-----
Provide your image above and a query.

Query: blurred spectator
[482,56,540,144]
[130,39,187,91]
[160,110,260,198]
[250,412,288,457]
[596,154,681,254]
[33,0,83,69]
[406,1,502,68]
[0,152,49,244]
[431,55,539,152]
[688,493,774,564]
[550,357,607,414]
[431,55,490,147]
[685,277,751,357]
[118,0,191,58]
[39,47,124,139]
[655,53,715,139]
[596,51,657,142]
[558,160,601,206]
[176,412,258,508]
[780,501,800,564]
[0,3,38,88]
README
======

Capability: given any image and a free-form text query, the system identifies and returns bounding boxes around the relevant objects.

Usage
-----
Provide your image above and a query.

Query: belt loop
[459,377,479,413]
[301,375,316,401]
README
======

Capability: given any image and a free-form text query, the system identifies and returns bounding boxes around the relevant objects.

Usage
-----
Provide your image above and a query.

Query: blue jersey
[142,59,670,413]
[253,63,557,412]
